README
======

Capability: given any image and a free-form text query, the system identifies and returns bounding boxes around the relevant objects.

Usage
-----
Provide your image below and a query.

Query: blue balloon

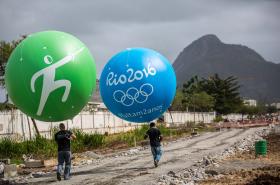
[100,48,176,123]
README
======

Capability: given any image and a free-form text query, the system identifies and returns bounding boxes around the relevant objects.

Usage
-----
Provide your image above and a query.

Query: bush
[213,115,223,122]
[0,136,57,159]
[0,130,105,160]
[71,129,105,152]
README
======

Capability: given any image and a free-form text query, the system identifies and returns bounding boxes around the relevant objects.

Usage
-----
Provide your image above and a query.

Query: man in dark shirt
[144,122,163,167]
[54,123,76,181]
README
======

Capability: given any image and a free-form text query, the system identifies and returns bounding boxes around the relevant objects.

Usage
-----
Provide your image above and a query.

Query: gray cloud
[0,0,279,76]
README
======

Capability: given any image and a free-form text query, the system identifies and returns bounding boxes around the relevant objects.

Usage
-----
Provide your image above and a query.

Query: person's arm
[70,133,76,140]
[69,131,76,140]
[54,133,58,143]
[144,130,149,139]
[158,130,163,142]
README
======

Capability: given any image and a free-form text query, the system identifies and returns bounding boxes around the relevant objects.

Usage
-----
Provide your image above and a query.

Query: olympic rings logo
[113,83,154,106]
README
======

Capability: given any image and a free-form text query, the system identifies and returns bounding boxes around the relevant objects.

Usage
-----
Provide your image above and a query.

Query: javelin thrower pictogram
[31,47,84,116]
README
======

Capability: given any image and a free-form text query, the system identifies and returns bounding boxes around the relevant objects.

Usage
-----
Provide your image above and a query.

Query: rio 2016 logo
[106,63,156,106]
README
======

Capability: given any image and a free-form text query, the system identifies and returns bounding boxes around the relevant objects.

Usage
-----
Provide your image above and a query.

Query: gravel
[157,127,272,185]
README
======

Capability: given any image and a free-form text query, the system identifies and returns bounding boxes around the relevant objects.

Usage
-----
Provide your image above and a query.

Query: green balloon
[5,31,96,122]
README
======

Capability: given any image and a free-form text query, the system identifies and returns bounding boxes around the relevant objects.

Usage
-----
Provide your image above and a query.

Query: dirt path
[28,127,266,185]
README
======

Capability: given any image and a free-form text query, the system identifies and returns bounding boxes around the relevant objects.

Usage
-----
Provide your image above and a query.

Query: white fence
[222,114,247,121]
[165,111,216,125]
[0,110,216,139]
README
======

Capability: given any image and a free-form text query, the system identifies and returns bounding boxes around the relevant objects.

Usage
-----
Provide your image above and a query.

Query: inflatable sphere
[100,48,176,123]
[5,31,96,121]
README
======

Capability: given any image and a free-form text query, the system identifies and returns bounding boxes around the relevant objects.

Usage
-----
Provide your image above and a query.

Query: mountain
[173,34,280,103]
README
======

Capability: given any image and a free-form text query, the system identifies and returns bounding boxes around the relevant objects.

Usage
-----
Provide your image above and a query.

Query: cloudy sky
[0,0,279,76]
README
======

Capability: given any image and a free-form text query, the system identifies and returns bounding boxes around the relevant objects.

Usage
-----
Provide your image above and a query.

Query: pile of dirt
[200,165,280,185]
[199,133,280,185]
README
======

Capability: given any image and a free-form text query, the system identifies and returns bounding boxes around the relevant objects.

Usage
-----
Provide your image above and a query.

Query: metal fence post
[20,113,25,140]
[113,114,116,134]
[80,114,83,130]
[26,116,32,140]
[103,112,106,134]
[92,112,95,131]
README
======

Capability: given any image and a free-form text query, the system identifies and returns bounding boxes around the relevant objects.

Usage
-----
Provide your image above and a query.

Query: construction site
[0,112,279,185]
[1,1,280,185]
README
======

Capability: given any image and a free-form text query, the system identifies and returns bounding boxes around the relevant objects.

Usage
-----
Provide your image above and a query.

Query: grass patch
[0,123,214,162]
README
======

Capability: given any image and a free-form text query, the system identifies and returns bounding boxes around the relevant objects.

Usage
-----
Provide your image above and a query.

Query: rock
[0,159,10,165]
[205,169,219,176]
[167,171,177,178]
[32,171,45,178]
[0,162,4,178]
[194,171,204,179]
[213,163,220,167]
[128,148,140,155]
[43,159,56,167]
[18,164,25,168]
[186,181,195,185]
[86,160,93,165]
[214,174,224,180]
[83,151,101,159]
[4,164,17,178]
[24,160,44,168]
[202,157,211,166]
[0,178,9,185]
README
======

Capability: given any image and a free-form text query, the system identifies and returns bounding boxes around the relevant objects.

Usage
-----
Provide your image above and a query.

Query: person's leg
[150,146,156,161]
[155,146,163,162]
[64,151,72,180]
[151,146,158,167]
[57,151,64,181]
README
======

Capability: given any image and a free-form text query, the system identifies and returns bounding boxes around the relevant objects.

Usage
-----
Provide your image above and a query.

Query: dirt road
[28,127,266,185]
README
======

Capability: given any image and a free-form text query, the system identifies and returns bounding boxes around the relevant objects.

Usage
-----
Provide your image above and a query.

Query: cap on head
[149,122,156,127]
[59,123,65,130]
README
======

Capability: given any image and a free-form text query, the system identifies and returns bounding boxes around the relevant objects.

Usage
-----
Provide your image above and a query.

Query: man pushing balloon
[5,31,97,181]
[100,48,176,167]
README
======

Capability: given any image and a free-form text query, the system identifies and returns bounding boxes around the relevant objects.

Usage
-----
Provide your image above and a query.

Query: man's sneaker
[64,175,71,180]
[154,160,158,167]
[57,173,61,181]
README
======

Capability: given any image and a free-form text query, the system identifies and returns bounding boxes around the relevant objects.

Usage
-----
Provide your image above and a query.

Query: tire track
[164,130,232,152]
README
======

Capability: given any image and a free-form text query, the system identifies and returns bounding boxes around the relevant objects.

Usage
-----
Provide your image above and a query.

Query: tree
[192,92,215,112]
[182,75,204,111]
[266,105,278,114]
[0,36,26,77]
[182,74,242,115]
[188,92,215,122]
[201,74,242,114]
[170,89,185,111]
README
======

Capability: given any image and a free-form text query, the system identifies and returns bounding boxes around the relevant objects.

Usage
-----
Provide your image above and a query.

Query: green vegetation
[0,130,105,160]
[0,125,191,159]
[171,74,244,115]
[172,74,279,116]
[0,36,26,77]
[170,89,185,111]
[0,124,213,162]
[0,103,17,111]
[213,115,223,123]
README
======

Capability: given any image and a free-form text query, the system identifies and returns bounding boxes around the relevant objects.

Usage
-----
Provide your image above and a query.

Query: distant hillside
[173,34,280,103]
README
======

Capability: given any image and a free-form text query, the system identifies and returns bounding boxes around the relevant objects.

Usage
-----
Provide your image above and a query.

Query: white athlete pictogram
[31,47,84,116]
